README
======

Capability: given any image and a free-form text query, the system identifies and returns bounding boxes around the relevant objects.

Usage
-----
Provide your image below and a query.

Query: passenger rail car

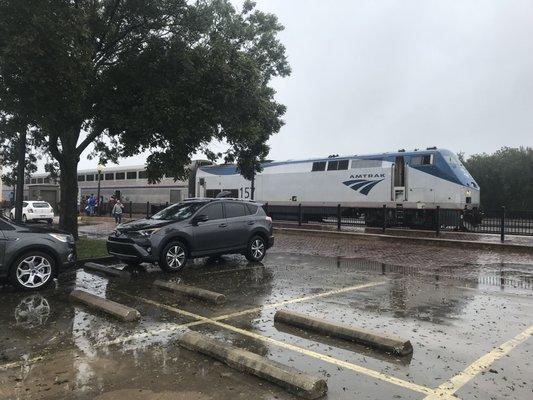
[194,148,481,229]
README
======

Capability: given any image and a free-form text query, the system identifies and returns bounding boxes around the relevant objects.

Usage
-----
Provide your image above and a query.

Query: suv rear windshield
[151,202,207,221]
[33,202,51,208]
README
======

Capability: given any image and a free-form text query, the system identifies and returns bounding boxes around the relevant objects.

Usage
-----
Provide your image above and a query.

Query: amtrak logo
[343,178,384,195]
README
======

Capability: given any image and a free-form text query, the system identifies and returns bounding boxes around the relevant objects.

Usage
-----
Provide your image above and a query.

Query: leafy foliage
[0,0,290,234]
[0,115,38,187]
[461,147,533,210]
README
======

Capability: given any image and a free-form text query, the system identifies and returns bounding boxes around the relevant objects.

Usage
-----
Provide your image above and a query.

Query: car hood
[116,218,174,232]
[20,225,70,235]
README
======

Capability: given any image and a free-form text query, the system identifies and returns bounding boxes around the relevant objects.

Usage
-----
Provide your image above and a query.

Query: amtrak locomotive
[194,148,481,229]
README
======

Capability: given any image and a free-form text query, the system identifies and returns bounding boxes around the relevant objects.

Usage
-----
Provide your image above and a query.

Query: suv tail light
[27,208,34,213]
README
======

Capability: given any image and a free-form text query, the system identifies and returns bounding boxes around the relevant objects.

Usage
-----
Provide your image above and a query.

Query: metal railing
[263,203,533,241]
[3,198,533,242]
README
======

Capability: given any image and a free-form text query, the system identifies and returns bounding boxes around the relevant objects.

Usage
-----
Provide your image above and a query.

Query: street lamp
[96,164,103,216]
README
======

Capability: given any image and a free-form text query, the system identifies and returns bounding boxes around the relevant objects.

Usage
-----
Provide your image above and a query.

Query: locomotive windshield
[439,149,479,189]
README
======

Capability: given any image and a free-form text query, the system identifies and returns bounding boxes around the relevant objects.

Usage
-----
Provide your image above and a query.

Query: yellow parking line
[423,325,533,399]
[137,295,435,395]
[108,281,385,350]
[1,281,382,371]
[209,280,386,321]
[0,356,44,371]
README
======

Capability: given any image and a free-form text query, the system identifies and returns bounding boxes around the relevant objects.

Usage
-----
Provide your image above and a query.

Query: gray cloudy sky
[79,0,533,169]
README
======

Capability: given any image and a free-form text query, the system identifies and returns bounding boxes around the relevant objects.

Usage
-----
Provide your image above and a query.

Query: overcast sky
[78,0,533,169]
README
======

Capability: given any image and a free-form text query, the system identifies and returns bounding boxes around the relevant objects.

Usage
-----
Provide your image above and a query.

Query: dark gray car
[106,198,274,271]
[0,216,76,291]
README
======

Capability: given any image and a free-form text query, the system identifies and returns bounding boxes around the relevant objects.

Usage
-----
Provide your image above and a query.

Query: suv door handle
[247,221,255,225]
[218,223,228,228]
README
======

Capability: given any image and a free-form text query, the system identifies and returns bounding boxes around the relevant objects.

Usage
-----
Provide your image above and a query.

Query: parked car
[0,216,76,291]
[10,201,55,224]
[107,198,274,271]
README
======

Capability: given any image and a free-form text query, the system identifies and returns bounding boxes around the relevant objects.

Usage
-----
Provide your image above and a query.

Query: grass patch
[76,237,108,260]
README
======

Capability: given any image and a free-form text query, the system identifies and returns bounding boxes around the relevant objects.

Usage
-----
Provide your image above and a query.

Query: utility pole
[14,129,26,223]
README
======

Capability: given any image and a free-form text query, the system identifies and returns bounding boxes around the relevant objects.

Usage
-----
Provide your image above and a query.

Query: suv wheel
[10,252,56,291]
[160,241,188,272]
[245,235,266,262]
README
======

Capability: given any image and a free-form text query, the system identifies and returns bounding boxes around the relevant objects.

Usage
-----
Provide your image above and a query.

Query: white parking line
[423,324,533,399]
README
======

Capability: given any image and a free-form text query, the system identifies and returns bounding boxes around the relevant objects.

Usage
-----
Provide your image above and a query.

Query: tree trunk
[14,130,26,222]
[251,172,255,200]
[58,152,80,238]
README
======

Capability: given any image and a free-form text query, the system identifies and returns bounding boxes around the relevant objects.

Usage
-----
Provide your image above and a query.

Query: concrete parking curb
[274,227,533,254]
[275,310,413,356]
[70,289,141,321]
[153,280,226,304]
[178,330,328,399]
[84,262,130,279]
[76,256,116,267]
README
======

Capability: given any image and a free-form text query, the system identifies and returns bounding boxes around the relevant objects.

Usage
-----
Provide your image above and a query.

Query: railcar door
[394,156,407,201]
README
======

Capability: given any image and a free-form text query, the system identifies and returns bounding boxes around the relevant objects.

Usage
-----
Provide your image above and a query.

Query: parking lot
[1,234,532,400]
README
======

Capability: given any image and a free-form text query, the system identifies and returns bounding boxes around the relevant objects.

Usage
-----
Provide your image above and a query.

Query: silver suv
[106,199,274,271]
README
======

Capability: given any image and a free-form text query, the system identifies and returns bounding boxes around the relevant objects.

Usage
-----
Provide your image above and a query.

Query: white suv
[10,201,55,224]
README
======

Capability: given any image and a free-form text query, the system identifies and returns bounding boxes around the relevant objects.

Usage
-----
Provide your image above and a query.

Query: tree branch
[48,134,64,165]
[76,128,103,155]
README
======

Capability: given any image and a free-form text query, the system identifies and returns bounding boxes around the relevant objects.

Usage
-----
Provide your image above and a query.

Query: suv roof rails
[183,197,260,203]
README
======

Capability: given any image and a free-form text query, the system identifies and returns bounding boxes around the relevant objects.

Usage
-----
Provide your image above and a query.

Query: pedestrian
[108,195,116,217]
[88,194,95,216]
[112,199,124,224]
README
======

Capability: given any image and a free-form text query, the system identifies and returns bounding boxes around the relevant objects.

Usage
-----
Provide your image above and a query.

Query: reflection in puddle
[15,294,51,329]
[333,257,533,291]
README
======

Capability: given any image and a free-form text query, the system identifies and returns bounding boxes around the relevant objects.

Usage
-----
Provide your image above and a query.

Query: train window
[30,178,37,184]
[86,174,95,182]
[77,175,86,182]
[126,171,137,180]
[327,161,340,170]
[411,155,432,166]
[311,161,326,171]
[138,171,148,179]
[351,159,381,168]
[115,172,125,180]
[223,189,239,198]
[37,178,44,184]
[206,189,221,198]
[104,173,115,180]
[25,178,30,184]
[225,202,247,218]
[43,177,50,183]
[338,160,349,170]
[202,203,224,220]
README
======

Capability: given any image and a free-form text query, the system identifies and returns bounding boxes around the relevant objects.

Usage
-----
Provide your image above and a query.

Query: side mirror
[192,214,208,225]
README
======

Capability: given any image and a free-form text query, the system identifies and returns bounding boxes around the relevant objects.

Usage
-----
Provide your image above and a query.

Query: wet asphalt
[0,252,532,400]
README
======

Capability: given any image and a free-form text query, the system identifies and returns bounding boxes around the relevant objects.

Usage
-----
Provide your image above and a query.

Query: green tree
[461,147,533,209]
[0,0,290,236]
[0,114,39,198]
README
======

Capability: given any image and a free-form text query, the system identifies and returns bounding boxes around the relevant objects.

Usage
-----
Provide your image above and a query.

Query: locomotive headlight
[466,190,472,196]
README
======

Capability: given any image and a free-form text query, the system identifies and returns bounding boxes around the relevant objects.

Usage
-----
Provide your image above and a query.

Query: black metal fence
[263,203,533,241]
[3,198,533,241]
